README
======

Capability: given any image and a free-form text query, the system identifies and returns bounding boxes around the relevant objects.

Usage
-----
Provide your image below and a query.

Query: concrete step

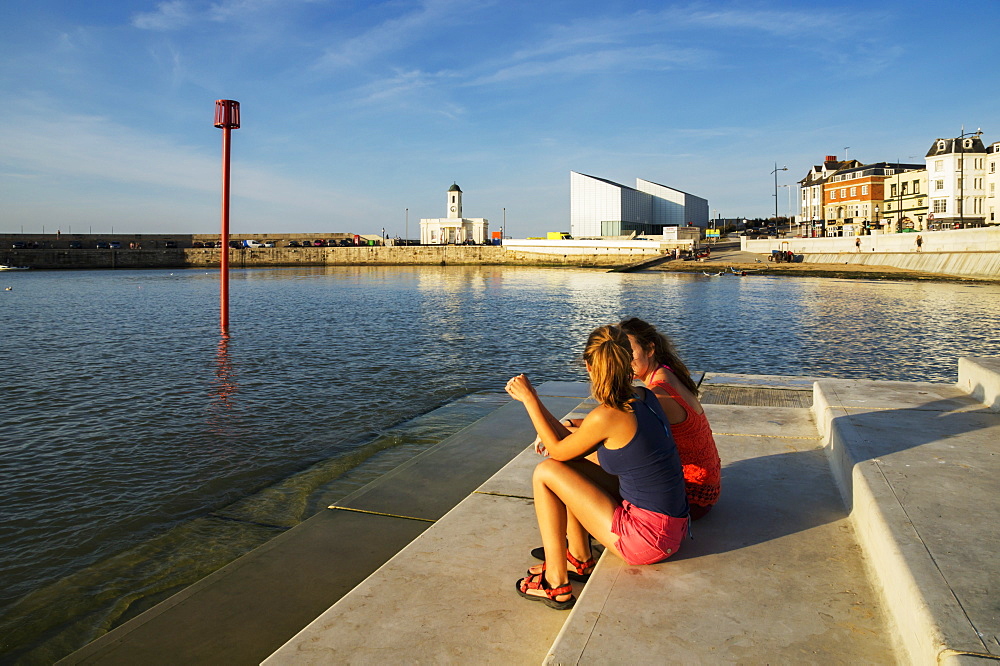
[815,374,1000,664]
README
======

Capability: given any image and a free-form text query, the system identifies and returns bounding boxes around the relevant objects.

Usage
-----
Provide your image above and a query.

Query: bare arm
[506,374,611,461]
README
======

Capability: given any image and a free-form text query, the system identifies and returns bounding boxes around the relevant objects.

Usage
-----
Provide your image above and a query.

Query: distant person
[506,325,689,610]
[855,237,861,252]
[916,235,923,252]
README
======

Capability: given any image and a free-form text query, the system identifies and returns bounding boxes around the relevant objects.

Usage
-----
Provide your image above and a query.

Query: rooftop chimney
[825,155,837,162]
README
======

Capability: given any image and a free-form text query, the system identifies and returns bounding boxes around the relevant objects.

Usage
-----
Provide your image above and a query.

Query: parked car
[164,240,177,248]
[229,240,242,249]
[68,241,83,249]
[95,240,109,249]
[339,238,354,246]
[313,240,325,247]
[263,242,275,248]
[109,241,122,249]
[11,241,26,249]
[242,240,264,248]
[287,240,301,247]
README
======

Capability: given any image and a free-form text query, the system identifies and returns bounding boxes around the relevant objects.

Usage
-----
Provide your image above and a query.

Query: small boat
[0,265,30,271]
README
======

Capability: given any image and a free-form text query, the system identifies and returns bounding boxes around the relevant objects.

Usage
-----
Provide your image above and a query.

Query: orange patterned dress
[646,371,721,515]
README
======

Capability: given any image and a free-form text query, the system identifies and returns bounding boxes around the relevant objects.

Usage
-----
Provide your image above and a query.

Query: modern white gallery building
[569,172,709,238]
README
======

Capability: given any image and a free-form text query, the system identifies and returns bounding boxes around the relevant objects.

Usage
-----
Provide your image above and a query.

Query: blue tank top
[598,388,689,518]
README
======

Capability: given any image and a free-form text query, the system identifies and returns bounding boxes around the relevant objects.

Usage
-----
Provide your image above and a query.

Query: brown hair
[582,325,635,411]
[618,317,698,395]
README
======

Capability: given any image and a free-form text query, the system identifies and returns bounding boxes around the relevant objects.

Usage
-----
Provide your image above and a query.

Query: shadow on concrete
[672,395,997,560]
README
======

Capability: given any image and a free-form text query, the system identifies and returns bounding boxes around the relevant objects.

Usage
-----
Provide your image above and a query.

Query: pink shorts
[611,500,688,565]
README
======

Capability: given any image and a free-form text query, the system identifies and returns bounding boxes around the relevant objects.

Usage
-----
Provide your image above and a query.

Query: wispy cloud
[132,1,194,31]
[469,4,867,85]
[346,68,466,118]
[313,0,487,71]
[474,46,705,85]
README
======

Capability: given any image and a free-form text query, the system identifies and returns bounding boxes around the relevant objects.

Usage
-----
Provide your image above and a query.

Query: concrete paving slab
[535,381,594,398]
[476,447,539,498]
[817,378,980,414]
[265,493,573,665]
[701,373,820,390]
[333,396,583,520]
[816,379,1000,663]
[546,406,898,665]
[703,404,824,441]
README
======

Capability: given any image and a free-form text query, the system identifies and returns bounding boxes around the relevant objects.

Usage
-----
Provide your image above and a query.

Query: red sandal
[528,549,595,582]
[516,572,575,610]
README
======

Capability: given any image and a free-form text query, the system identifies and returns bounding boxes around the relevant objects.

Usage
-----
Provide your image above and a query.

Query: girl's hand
[505,374,536,403]
[532,435,549,457]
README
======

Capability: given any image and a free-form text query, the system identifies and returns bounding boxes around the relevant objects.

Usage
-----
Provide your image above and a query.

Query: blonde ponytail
[583,325,635,411]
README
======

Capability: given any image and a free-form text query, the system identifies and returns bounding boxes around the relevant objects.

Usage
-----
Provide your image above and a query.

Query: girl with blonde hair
[505,325,688,610]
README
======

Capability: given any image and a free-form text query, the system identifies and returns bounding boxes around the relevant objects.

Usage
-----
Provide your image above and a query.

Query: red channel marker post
[214,99,240,334]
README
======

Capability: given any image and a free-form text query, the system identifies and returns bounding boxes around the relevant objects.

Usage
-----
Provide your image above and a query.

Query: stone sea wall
[2,246,642,270]
[743,226,1000,279]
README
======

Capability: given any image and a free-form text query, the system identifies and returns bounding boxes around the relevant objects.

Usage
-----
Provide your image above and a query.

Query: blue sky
[2,0,997,238]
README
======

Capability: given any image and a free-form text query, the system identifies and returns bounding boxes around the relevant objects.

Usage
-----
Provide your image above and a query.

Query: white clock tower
[420,182,487,244]
[447,182,462,219]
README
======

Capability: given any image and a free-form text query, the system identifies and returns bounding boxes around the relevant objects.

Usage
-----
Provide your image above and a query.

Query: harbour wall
[742,226,1000,279]
[1,246,644,270]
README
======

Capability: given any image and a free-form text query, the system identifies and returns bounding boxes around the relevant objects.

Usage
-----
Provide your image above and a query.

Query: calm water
[2,265,999,662]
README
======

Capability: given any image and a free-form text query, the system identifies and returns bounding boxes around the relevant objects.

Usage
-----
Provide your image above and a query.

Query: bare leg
[529,458,618,575]
[563,459,619,560]
[531,459,625,593]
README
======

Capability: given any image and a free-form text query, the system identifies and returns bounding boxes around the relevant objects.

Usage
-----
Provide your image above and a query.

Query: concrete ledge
[814,377,1000,664]
[958,357,1000,412]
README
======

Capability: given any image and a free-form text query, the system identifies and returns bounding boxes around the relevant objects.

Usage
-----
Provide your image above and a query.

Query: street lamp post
[772,163,788,235]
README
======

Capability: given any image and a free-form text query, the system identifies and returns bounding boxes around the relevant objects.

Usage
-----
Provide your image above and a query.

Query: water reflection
[208,333,239,434]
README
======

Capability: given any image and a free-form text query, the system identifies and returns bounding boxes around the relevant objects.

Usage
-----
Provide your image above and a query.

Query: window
[901,183,909,195]
[992,183,996,196]
[933,199,947,213]
[958,178,963,189]
[935,160,944,172]
[862,185,868,195]
[850,187,857,196]
[935,180,944,190]
[840,188,846,198]
[913,181,920,194]
[958,158,963,169]
[974,178,982,189]
[891,184,897,197]
[991,161,996,173]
